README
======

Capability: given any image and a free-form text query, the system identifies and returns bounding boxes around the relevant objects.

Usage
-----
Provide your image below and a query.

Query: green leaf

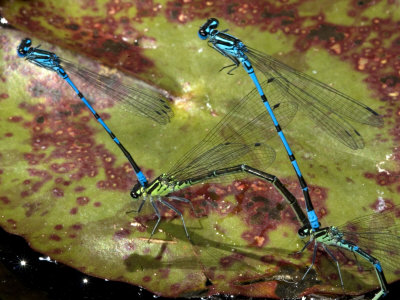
[1,0,398,298]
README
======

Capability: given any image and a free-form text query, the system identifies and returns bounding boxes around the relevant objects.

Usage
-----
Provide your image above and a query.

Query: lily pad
[1,0,399,298]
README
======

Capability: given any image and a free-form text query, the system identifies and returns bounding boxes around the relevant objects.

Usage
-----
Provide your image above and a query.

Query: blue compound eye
[198,18,220,39]
[207,18,219,30]
[17,38,32,57]
[198,30,208,40]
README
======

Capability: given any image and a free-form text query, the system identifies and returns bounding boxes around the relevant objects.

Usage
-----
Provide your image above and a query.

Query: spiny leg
[159,198,191,241]
[137,195,148,213]
[167,196,197,217]
[206,42,240,74]
[217,53,240,74]
[322,244,344,291]
[127,196,147,214]
[352,251,361,268]
[349,250,370,272]
[302,240,318,281]
[219,62,239,75]
[149,198,162,240]
[296,237,313,254]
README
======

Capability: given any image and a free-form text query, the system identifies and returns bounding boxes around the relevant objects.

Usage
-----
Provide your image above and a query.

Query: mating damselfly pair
[15,16,395,299]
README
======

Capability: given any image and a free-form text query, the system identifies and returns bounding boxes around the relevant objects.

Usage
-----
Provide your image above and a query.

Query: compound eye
[298,225,310,238]
[25,38,32,47]
[198,29,208,40]
[130,182,142,198]
[17,38,32,57]
[208,18,219,30]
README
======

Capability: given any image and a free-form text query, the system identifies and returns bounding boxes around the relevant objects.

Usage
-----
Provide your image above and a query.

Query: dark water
[1,226,399,300]
[0,226,153,300]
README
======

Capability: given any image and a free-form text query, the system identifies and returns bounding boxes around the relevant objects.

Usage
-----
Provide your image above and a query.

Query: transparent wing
[61,58,173,124]
[167,80,298,183]
[170,142,276,184]
[246,47,383,149]
[337,206,400,273]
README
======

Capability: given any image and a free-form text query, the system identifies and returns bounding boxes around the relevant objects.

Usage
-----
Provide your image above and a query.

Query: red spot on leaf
[21,190,30,198]
[8,116,23,122]
[370,199,396,212]
[51,162,77,173]
[142,276,151,282]
[23,169,52,196]
[52,248,63,255]
[260,255,274,264]
[0,196,10,204]
[49,234,61,241]
[70,207,78,215]
[75,186,86,192]
[365,171,399,186]
[52,188,64,197]
[71,224,83,230]
[94,201,101,207]
[6,219,17,229]
[54,224,63,230]
[220,253,244,268]
[76,196,90,206]
[113,228,131,240]
[29,168,50,178]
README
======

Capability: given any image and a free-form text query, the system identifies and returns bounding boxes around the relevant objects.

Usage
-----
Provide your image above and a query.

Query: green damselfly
[130,79,310,239]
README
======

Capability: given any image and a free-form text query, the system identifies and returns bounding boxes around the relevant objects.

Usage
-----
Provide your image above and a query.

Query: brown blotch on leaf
[49,234,61,241]
[76,196,90,206]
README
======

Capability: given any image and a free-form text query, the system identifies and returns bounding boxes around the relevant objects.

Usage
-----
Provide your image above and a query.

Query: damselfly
[198,18,383,230]
[130,79,311,239]
[296,205,400,300]
[17,38,173,186]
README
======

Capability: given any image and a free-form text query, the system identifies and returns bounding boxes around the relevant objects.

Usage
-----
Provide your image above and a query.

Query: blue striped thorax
[18,39,62,74]
[198,18,249,64]
[26,48,61,72]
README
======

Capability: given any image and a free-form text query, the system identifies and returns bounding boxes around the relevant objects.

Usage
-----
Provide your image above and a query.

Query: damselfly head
[298,225,312,238]
[198,18,219,40]
[17,38,32,58]
[130,181,143,199]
